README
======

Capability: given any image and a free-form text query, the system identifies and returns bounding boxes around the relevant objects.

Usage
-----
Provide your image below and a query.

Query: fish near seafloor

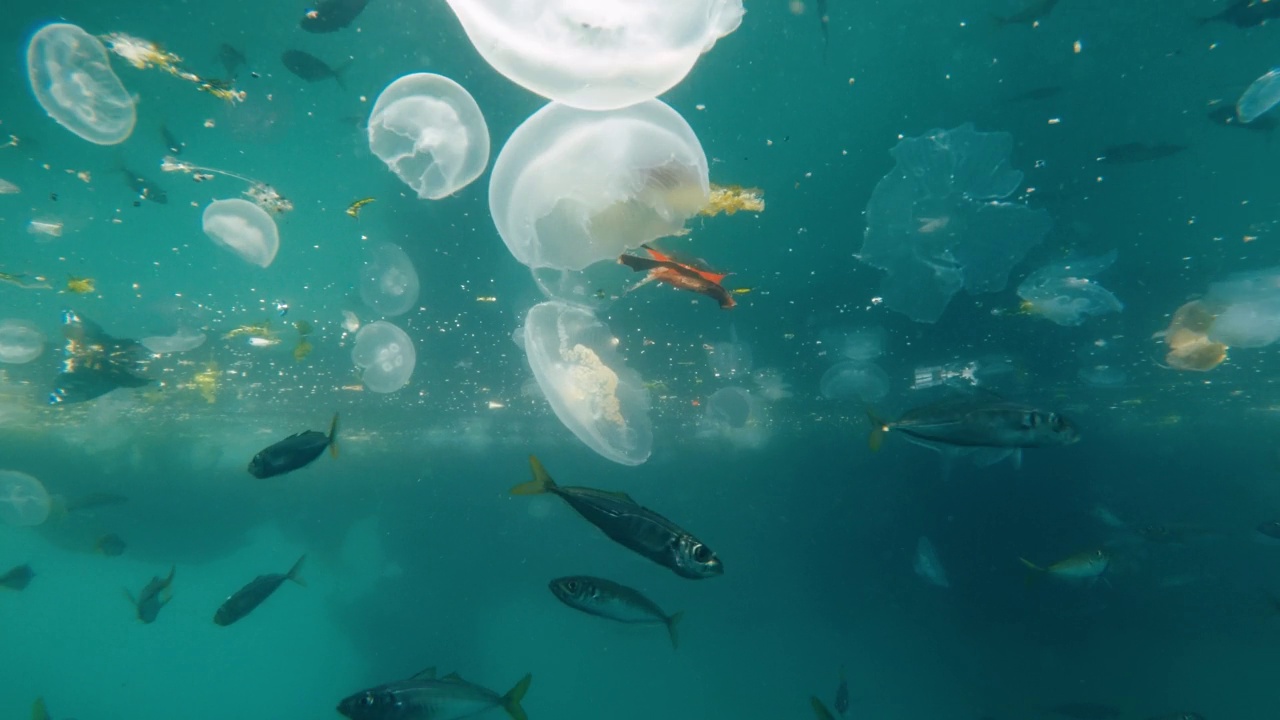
[867,394,1079,453]
[214,554,305,626]
[301,0,370,33]
[338,667,532,720]
[549,575,684,649]
[281,49,348,88]
[248,413,339,478]
[1020,549,1109,582]
[127,565,175,623]
[511,456,724,580]
[1,563,34,590]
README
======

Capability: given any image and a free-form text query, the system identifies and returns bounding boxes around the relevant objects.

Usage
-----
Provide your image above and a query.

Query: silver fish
[549,575,683,649]
[869,394,1079,452]
[337,668,531,720]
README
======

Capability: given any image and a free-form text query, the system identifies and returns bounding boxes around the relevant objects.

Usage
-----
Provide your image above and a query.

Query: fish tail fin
[1019,557,1046,586]
[511,455,557,495]
[666,610,684,650]
[334,58,354,90]
[500,673,532,720]
[287,554,307,587]
[165,564,176,584]
[810,695,837,720]
[33,697,48,720]
[1018,557,1045,572]
[328,412,340,458]
[123,587,138,608]
[866,409,888,452]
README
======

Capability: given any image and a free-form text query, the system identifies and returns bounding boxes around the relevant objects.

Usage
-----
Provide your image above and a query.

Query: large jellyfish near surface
[27,23,136,145]
[0,470,50,527]
[859,123,1050,323]
[368,73,490,200]
[489,100,709,271]
[202,198,280,268]
[1017,251,1123,327]
[0,320,45,364]
[521,300,652,465]
[820,360,890,402]
[352,321,416,393]
[359,242,420,317]
[443,0,744,111]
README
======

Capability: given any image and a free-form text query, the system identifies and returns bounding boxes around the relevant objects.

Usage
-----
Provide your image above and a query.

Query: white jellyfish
[819,326,886,361]
[352,321,416,393]
[202,198,280,268]
[1017,251,1123,327]
[443,0,744,111]
[698,386,769,447]
[859,123,1050,323]
[140,328,207,355]
[368,73,490,199]
[27,23,136,145]
[1202,266,1280,349]
[0,470,50,527]
[704,386,754,428]
[0,320,45,364]
[820,360,890,402]
[359,242,420,317]
[521,300,652,465]
[706,325,752,379]
[489,100,709,271]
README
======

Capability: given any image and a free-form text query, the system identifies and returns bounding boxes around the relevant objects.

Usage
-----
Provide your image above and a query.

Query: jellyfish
[859,123,1051,323]
[352,321,416,393]
[699,386,769,447]
[820,360,890,402]
[202,198,280,268]
[140,328,206,355]
[1017,251,1123,327]
[1079,364,1127,388]
[0,470,51,527]
[1238,68,1280,125]
[368,73,490,200]
[819,326,885,361]
[443,0,744,111]
[706,325,751,379]
[1160,300,1227,372]
[0,320,45,364]
[1204,267,1280,348]
[489,100,709,271]
[26,23,136,145]
[752,368,793,401]
[358,242,420,317]
[521,300,652,465]
[704,387,754,429]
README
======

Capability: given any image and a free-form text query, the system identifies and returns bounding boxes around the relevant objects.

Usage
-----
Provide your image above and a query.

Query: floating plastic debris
[162,156,293,214]
[27,219,63,237]
[100,32,246,103]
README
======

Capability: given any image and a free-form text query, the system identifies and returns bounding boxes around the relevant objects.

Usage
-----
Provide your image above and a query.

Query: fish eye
[692,544,712,563]
[362,693,375,707]
[565,580,578,592]
[1020,411,1038,429]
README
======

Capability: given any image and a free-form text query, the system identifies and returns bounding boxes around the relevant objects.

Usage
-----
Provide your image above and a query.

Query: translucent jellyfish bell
[368,73,490,199]
[521,300,652,465]
[704,387,753,429]
[202,198,280,268]
[819,326,886,361]
[359,242,420,317]
[1017,251,1123,327]
[444,0,745,111]
[27,23,136,145]
[820,360,890,402]
[490,100,709,271]
[0,320,45,364]
[352,321,416,393]
[860,123,1050,323]
[1205,266,1280,348]
[0,470,51,527]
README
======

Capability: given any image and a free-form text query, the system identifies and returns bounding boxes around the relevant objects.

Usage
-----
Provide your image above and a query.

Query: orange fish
[619,245,735,309]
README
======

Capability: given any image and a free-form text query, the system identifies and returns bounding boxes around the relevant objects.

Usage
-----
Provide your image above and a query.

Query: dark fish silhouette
[49,311,153,405]
[1097,141,1188,164]
[1208,103,1277,133]
[812,696,837,720]
[301,0,370,33]
[248,413,338,478]
[338,668,531,720]
[995,0,1060,25]
[619,244,736,309]
[214,555,305,626]
[160,124,182,155]
[549,575,683,649]
[512,456,724,579]
[281,49,348,88]
[0,563,34,591]
[217,43,247,79]
[121,167,168,204]
[868,393,1080,452]
[1198,0,1280,27]
[126,565,175,623]
[1008,85,1064,102]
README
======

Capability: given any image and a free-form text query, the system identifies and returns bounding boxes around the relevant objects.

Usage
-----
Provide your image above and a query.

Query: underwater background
[3,0,1280,718]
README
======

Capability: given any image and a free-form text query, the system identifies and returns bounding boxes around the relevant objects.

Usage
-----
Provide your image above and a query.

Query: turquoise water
[3,0,1280,718]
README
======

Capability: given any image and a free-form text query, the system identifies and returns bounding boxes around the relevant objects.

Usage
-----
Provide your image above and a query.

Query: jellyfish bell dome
[444,0,745,111]
[0,470,51,527]
[0,320,45,364]
[202,199,280,268]
[27,23,136,145]
[820,360,890,402]
[490,100,709,272]
[368,73,490,200]
[521,300,652,465]
[352,321,416,393]
[359,242,420,317]
[704,386,754,429]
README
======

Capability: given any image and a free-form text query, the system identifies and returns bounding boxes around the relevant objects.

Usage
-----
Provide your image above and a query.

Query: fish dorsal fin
[410,667,437,681]
[641,244,672,262]
[442,671,465,682]
[596,489,636,503]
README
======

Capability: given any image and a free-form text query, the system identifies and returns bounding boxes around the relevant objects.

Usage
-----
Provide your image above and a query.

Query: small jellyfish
[706,326,752,379]
[0,320,45,364]
[140,328,207,355]
[521,300,652,465]
[489,100,709,271]
[0,470,51,527]
[704,387,754,429]
[368,73,490,200]
[444,0,745,111]
[1079,364,1127,388]
[358,242,420,317]
[1017,251,1123,327]
[26,23,136,145]
[352,321,416,393]
[202,198,280,268]
[752,368,792,401]
[819,326,885,361]
[820,360,890,402]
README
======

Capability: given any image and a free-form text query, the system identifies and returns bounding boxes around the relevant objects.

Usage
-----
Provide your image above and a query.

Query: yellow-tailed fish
[346,197,375,218]
[1019,548,1109,581]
